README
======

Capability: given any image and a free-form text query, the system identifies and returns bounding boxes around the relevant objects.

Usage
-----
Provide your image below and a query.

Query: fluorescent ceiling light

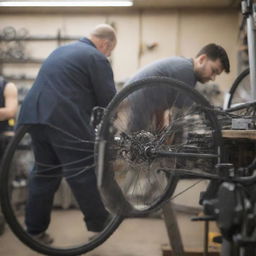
[0,0,133,7]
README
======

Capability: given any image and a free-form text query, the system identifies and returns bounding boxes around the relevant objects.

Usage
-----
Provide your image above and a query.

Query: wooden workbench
[222,130,256,140]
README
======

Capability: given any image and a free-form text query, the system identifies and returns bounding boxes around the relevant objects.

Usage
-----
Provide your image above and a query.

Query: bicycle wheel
[226,68,251,108]
[0,125,122,256]
[96,77,222,216]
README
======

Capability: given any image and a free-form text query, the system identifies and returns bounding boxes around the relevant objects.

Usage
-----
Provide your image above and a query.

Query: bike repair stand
[162,202,185,256]
[162,202,218,256]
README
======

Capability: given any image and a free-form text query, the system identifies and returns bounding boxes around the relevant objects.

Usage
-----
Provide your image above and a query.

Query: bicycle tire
[227,68,250,108]
[0,124,123,256]
[96,77,222,216]
[225,69,256,172]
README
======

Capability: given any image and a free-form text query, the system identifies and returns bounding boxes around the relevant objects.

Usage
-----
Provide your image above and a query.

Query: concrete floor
[0,208,220,256]
[0,179,221,256]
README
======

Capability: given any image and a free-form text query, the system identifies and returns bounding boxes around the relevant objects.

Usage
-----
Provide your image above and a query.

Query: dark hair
[196,43,230,73]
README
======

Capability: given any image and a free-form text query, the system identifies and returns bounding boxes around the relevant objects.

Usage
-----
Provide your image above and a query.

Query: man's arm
[89,57,117,107]
[0,82,18,121]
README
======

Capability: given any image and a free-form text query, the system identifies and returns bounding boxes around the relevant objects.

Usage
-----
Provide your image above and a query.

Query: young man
[127,43,230,87]
[18,24,117,243]
[125,43,230,132]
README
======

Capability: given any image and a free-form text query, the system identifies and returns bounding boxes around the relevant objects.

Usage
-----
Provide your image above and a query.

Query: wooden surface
[222,130,256,140]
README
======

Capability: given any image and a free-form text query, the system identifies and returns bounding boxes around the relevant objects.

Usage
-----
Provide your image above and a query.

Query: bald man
[18,24,117,243]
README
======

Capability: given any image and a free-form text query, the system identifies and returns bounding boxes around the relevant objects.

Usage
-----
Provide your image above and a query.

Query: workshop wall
[0,8,239,104]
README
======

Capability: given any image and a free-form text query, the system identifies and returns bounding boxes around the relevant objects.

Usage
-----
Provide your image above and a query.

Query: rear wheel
[0,124,122,256]
[226,68,251,108]
[96,77,222,216]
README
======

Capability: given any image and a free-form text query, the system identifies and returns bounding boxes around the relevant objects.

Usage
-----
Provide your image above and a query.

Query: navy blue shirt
[18,38,116,139]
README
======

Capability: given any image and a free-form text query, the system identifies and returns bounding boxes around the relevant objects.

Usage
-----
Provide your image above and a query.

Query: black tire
[225,69,256,172]
[227,68,250,108]
[0,124,122,256]
[0,214,5,236]
[96,77,222,216]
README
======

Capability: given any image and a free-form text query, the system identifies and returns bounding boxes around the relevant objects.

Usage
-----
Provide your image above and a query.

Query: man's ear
[101,39,108,47]
[98,39,105,48]
[198,54,207,64]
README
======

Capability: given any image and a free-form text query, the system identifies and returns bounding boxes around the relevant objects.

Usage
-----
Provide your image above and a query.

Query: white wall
[0,8,239,99]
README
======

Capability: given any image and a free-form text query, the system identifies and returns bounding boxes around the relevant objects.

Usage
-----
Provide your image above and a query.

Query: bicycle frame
[223,0,256,109]
[242,0,256,99]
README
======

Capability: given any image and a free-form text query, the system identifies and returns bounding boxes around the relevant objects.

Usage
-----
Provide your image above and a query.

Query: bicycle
[1,1,256,256]
[1,76,256,256]
[95,76,256,256]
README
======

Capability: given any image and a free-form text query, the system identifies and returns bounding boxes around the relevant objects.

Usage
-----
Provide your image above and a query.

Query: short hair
[196,43,230,73]
[90,24,116,43]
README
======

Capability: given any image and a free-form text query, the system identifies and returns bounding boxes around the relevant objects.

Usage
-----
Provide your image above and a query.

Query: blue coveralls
[18,38,116,234]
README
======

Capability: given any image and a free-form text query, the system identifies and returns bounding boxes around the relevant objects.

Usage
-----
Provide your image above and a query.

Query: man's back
[127,56,197,88]
[18,38,116,138]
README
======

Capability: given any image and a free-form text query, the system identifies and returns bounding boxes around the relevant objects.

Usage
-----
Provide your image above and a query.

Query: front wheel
[0,124,122,256]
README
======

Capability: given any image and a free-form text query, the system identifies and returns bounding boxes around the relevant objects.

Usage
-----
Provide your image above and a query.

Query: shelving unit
[0,27,80,101]
[0,58,44,64]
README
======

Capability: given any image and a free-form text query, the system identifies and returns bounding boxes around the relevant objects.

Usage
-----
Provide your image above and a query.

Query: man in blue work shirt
[18,24,117,243]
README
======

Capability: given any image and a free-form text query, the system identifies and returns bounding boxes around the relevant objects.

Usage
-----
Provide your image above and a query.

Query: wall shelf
[4,75,35,81]
[0,58,44,64]
[0,36,80,41]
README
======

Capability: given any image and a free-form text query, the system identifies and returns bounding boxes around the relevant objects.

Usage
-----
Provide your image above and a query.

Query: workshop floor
[0,209,220,256]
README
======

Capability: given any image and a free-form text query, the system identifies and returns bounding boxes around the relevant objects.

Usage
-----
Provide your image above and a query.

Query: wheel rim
[97,77,221,216]
[228,68,251,108]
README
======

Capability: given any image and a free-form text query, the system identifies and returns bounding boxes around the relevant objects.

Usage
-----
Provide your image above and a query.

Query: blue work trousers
[25,124,109,235]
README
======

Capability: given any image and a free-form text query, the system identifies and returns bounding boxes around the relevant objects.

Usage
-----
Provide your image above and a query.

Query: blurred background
[0,0,245,105]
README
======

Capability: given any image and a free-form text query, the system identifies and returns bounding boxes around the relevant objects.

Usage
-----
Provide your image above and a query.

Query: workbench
[162,129,256,256]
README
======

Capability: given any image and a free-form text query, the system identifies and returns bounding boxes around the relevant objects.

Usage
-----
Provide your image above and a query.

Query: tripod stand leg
[162,202,185,256]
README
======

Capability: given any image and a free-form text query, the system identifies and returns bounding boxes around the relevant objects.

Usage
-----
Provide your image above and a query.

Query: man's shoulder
[147,56,191,69]
[158,56,191,65]
[54,40,93,53]
[70,40,106,60]
[148,56,191,71]
[47,39,105,64]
